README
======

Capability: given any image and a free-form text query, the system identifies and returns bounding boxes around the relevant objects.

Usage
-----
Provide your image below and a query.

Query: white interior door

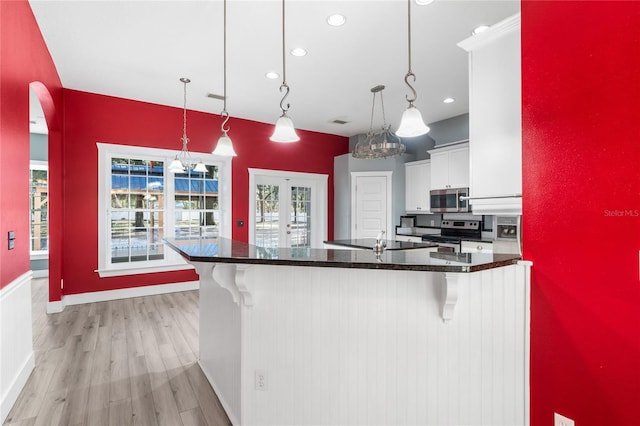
[250,169,327,248]
[351,172,392,239]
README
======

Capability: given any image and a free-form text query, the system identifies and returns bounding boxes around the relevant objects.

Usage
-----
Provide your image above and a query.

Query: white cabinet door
[430,151,449,190]
[429,143,469,190]
[405,160,430,213]
[458,14,522,214]
[448,146,470,188]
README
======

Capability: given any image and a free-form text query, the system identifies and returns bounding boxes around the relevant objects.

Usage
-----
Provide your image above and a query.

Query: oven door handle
[455,189,460,211]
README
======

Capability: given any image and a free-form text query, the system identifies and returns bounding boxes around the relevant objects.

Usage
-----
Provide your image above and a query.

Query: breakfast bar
[164,237,531,426]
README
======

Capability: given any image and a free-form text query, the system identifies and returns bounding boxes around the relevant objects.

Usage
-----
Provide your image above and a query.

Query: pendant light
[212,0,237,157]
[169,78,208,173]
[353,85,406,159]
[396,0,430,138]
[270,0,300,143]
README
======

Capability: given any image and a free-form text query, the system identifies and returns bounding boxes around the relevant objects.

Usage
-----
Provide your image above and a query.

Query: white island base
[193,262,531,426]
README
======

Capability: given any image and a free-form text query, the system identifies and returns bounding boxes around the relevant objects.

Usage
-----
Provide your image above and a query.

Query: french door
[249,169,327,248]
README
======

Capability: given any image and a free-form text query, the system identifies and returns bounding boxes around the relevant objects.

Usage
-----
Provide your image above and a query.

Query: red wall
[62,90,348,296]
[522,1,640,424]
[0,0,63,290]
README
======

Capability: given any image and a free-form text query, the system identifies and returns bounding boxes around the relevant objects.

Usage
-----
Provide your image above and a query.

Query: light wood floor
[4,278,231,426]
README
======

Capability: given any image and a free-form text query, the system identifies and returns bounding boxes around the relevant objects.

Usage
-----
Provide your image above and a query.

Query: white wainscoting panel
[197,263,242,426]
[196,263,529,426]
[0,271,35,423]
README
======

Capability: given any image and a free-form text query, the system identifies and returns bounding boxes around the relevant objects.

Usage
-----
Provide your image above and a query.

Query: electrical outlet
[255,370,267,391]
[554,413,575,426]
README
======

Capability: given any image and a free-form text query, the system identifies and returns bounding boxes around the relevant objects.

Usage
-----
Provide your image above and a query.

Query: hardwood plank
[179,407,207,426]
[110,299,126,336]
[108,398,133,426]
[128,355,159,426]
[140,329,184,426]
[81,314,100,352]
[3,417,36,426]
[183,364,231,426]
[32,388,67,426]
[109,357,131,403]
[57,349,93,426]
[85,327,113,426]
[158,343,199,413]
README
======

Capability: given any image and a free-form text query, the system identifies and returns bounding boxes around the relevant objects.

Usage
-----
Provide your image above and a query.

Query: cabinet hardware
[459,194,522,201]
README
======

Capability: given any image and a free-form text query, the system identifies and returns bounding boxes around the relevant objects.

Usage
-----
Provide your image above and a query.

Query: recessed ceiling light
[416,0,435,5]
[443,97,455,104]
[265,71,280,80]
[327,14,346,27]
[290,48,307,57]
[472,25,490,35]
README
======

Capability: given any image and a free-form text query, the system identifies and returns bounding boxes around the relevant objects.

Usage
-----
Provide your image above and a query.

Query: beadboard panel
[198,263,529,426]
[198,264,242,426]
[0,271,34,423]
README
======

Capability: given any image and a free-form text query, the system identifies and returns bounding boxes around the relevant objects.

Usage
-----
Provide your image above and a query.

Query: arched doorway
[29,81,62,312]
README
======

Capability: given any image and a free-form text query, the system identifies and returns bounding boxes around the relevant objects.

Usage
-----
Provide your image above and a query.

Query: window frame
[97,142,232,277]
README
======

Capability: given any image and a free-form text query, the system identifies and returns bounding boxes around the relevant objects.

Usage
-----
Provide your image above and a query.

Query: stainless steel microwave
[429,188,470,213]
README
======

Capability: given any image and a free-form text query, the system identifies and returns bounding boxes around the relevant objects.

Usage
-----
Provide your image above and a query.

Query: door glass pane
[290,186,312,248]
[255,184,280,247]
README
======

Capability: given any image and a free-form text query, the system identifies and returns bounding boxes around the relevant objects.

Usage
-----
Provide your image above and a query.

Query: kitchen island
[164,237,531,426]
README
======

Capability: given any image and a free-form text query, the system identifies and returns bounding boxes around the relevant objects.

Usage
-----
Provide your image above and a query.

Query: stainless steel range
[421,220,481,253]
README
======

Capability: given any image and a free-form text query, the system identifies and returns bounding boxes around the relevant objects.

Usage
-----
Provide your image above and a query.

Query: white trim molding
[1,271,34,423]
[96,142,232,277]
[46,280,199,313]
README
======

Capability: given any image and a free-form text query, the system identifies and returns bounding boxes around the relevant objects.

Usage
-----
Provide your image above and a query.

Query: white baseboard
[198,360,239,426]
[1,271,34,424]
[46,280,200,312]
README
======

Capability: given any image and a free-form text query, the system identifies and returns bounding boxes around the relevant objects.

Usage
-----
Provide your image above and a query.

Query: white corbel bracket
[442,272,468,323]
[193,262,254,307]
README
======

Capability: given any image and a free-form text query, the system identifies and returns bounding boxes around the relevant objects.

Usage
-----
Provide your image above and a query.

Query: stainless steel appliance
[421,220,481,253]
[430,188,470,213]
[493,215,522,255]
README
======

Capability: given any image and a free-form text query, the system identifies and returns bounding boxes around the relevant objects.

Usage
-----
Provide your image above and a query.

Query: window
[110,158,166,264]
[97,143,232,277]
[30,162,48,253]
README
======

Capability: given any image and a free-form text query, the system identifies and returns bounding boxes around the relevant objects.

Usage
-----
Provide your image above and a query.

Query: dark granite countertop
[164,237,521,273]
[324,239,438,251]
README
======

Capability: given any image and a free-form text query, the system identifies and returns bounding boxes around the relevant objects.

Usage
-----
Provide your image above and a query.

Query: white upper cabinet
[405,160,430,213]
[428,143,469,190]
[458,14,522,215]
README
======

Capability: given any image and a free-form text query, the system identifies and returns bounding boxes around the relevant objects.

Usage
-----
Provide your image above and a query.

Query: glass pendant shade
[396,105,430,137]
[193,161,208,173]
[270,115,300,143]
[168,158,185,173]
[213,132,237,156]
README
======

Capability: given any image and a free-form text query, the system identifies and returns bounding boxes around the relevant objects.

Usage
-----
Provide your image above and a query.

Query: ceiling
[28,0,519,137]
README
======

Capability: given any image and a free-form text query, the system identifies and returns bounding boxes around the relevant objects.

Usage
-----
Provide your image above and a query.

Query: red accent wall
[0,0,63,290]
[62,90,348,296]
[522,1,640,424]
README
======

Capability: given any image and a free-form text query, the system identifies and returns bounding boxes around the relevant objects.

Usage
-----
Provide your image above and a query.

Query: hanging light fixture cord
[220,0,230,133]
[404,0,418,107]
[181,77,190,149]
[278,0,291,115]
